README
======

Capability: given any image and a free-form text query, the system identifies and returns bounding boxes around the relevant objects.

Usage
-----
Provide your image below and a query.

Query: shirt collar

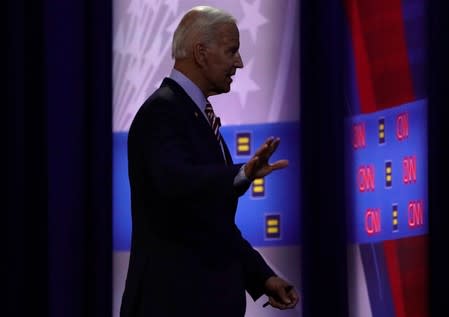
[169,68,208,113]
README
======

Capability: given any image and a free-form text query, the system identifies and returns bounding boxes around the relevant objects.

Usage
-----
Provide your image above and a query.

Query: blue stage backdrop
[112,1,301,316]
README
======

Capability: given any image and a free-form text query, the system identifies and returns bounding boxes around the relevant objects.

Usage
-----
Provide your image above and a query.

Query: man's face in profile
[202,22,244,96]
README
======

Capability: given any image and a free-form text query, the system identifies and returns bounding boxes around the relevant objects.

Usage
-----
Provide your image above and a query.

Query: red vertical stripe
[345,0,415,113]
[344,0,377,114]
[384,240,407,317]
[357,0,415,110]
[398,236,429,317]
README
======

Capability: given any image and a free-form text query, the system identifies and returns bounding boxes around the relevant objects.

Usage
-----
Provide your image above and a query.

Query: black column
[300,1,348,316]
[45,0,112,316]
[6,0,48,315]
[428,1,449,316]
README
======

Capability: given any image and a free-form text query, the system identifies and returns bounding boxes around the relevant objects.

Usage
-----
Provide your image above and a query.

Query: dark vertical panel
[24,0,47,314]
[6,0,48,315]
[84,0,113,315]
[7,0,112,315]
[6,1,27,315]
[428,1,449,316]
[300,0,348,316]
[45,1,87,315]
[45,0,112,315]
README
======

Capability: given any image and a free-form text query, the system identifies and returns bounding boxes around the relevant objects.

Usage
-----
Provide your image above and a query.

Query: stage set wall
[5,0,449,317]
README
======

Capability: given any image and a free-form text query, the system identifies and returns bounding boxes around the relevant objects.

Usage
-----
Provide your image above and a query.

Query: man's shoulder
[129,78,189,130]
[141,78,187,111]
[144,78,177,103]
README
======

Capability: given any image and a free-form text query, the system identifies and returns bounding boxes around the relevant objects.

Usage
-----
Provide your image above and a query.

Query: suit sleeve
[234,226,276,301]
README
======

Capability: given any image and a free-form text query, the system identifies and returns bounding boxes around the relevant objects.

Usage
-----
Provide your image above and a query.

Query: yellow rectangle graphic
[386,175,392,181]
[238,137,250,144]
[253,186,264,193]
[393,219,398,225]
[267,219,278,226]
[238,144,249,152]
[267,227,279,234]
[393,211,398,217]
[254,178,264,185]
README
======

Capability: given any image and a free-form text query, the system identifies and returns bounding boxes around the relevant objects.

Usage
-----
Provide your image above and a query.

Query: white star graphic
[233,58,259,108]
[238,0,268,43]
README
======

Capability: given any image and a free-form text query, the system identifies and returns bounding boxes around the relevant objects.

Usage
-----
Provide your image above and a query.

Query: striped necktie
[205,101,222,142]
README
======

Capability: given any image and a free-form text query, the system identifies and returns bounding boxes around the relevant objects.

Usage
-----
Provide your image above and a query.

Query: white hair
[171,6,236,59]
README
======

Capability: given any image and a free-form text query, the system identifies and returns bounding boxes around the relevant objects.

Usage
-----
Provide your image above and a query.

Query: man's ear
[193,42,207,68]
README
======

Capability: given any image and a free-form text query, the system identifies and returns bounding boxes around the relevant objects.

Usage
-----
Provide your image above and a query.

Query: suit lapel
[221,138,234,166]
[161,78,228,165]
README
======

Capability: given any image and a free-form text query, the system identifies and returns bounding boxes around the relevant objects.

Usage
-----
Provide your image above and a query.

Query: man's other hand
[263,276,299,310]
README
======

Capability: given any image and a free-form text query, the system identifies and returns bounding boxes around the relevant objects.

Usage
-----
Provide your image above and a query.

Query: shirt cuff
[233,164,250,187]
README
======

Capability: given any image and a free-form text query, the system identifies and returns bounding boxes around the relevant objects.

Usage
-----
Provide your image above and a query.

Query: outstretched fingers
[266,138,281,158]
[253,138,273,158]
[269,159,289,171]
[254,137,280,161]
[245,137,287,180]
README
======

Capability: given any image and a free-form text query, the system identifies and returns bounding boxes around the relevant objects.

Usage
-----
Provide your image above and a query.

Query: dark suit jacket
[120,78,275,317]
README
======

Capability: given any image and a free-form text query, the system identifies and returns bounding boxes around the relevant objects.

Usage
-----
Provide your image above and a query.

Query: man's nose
[235,52,243,68]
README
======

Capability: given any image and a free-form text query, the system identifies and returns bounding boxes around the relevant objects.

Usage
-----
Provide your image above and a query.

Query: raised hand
[244,137,289,181]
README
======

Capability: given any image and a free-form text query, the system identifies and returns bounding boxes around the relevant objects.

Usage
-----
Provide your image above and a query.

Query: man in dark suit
[120,5,299,317]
